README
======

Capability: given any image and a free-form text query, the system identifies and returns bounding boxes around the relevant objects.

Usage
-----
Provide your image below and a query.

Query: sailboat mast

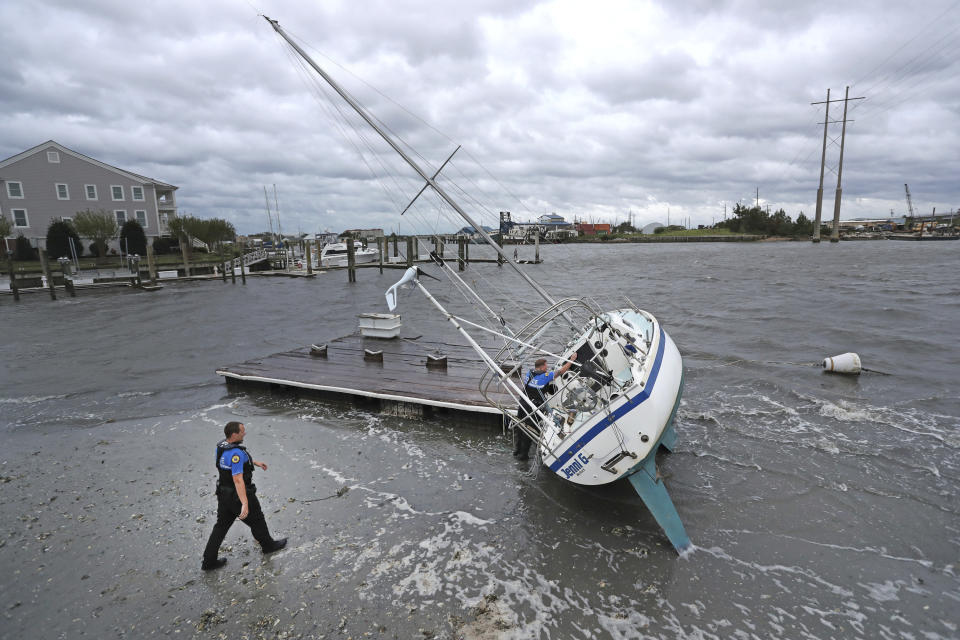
[263,16,563,313]
[263,186,275,242]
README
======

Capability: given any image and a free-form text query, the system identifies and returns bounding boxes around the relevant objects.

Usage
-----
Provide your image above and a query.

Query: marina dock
[216,333,512,428]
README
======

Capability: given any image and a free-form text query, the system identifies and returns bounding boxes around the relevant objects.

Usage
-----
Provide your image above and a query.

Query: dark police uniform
[201,439,276,565]
[513,368,555,459]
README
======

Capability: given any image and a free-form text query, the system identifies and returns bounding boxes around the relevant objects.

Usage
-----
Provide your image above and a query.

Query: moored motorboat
[319,242,380,267]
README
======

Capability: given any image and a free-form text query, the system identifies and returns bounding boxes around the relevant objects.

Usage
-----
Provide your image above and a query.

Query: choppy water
[1,241,958,639]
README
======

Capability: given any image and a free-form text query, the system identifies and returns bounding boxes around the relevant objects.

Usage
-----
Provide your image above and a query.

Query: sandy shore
[1,408,512,640]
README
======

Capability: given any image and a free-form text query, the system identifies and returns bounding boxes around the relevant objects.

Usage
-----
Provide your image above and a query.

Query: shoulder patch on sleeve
[231,454,240,464]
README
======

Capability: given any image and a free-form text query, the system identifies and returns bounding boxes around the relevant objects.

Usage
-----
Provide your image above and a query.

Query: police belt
[215,482,257,497]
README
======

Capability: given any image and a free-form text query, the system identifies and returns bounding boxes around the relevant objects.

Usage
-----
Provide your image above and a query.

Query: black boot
[262,537,288,554]
[201,557,227,571]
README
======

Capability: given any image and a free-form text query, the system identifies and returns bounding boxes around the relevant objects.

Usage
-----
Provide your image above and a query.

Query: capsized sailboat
[263,16,690,553]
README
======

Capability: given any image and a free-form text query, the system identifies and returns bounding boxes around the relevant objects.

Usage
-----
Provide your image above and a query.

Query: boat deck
[216,333,513,427]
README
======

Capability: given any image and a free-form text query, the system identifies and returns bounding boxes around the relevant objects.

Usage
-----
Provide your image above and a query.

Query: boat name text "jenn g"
[561,452,591,479]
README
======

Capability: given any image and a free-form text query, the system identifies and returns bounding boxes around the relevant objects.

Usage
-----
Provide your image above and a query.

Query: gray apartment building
[0,141,178,253]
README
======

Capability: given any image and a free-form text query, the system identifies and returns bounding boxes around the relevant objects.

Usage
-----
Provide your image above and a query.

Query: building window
[56,183,70,200]
[115,210,126,224]
[111,185,124,201]
[12,209,28,227]
[135,210,148,227]
[132,186,144,201]
[85,184,98,200]
[47,151,61,163]
[6,181,24,198]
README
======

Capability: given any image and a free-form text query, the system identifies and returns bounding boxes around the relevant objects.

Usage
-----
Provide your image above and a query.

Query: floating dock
[216,333,511,427]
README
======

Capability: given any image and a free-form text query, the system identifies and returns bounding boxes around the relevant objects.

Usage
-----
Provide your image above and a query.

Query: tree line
[714,204,816,237]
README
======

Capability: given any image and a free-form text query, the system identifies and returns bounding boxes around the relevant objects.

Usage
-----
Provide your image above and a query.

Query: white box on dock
[358,313,402,338]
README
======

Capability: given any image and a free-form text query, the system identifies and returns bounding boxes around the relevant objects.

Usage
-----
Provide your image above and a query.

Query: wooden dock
[217,333,513,428]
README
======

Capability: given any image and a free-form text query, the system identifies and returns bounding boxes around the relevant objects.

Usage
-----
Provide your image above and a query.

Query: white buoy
[823,352,861,374]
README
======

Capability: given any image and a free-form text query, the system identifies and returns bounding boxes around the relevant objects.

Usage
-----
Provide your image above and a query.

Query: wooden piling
[347,237,357,283]
[7,253,19,301]
[406,236,414,267]
[60,260,75,297]
[393,234,399,258]
[535,232,540,263]
[377,237,384,274]
[146,244,157,285]
[180,240,192,277]
[305,241,313,275]
[496,234,504,266]
[458,236,465,271]
[39,249,56,300]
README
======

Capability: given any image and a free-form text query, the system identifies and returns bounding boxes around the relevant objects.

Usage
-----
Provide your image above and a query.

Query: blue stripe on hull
[548,331,668,473]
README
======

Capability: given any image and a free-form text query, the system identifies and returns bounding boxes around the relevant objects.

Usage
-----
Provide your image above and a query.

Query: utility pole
[812,87,864,243]
[831,86,850,242]
[812,88,830,243]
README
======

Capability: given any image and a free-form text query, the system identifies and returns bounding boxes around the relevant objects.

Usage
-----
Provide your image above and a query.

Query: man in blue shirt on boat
[513,354,576,461]
[201,421,287,571]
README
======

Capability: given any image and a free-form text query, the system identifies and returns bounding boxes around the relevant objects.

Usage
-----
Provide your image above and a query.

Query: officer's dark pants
[202,489,272,563]
[513,427,532,458]
[513,406,536,458]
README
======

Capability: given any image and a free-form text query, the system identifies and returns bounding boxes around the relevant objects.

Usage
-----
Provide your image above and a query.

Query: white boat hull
[320,248,379,267]
[538,311,683,487]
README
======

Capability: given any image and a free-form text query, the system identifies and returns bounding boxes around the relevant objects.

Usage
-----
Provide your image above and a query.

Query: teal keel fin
[627,454,691,554]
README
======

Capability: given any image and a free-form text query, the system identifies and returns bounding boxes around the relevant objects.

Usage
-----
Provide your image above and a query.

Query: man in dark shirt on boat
[513,354,576,461]
[201,421,287,571]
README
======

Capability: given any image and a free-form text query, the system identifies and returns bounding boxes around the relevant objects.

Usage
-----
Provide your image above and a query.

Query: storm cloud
[2,0,957,234]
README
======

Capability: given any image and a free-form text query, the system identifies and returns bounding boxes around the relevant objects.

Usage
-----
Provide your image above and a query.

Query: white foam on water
[0,394,69,404]
[116,391,154,398]
[859,579,902,602]
[450,511,494,526]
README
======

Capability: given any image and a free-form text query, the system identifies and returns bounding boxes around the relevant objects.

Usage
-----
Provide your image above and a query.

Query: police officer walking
[201,421,287,571]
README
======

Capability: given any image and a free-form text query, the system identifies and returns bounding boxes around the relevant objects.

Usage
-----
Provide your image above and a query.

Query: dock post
[497,235,504,267]
[392,234,398,258]
[240,256,246,284]
[39,249,57,300]
[180,241,192,278]
[146,244,157,285]
[439,236,445,258]
[221,251,227,282]
[458,236,465,271]
[535,232,540,263]
[7,252,19,301]
[406,236,414,267]
[377,237,383,274]
[58,258,75,297]
[305,241,313,275]
[347,237,357,283]
[465,239,470,266]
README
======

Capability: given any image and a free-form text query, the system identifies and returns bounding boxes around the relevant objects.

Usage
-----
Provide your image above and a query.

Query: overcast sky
[2,0,958,235]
